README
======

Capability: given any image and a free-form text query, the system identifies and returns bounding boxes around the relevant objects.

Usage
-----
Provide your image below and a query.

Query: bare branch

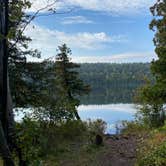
[11,0,74,49]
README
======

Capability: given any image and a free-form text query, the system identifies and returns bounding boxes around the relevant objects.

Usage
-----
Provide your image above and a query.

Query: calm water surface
[78,104,137,134]
[15,104,138,134]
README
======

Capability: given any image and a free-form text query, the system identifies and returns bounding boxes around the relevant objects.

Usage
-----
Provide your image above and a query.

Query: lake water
[15,104,138,134]
[78,104,137,134]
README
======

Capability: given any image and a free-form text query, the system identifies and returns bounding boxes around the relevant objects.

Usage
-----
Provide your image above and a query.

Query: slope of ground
[44,134,142,166]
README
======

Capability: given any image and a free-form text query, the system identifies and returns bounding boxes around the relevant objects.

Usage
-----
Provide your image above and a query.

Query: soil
[96,134,141,166]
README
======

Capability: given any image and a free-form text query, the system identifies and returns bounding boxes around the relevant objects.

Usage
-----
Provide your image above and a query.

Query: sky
[25,0,157,63]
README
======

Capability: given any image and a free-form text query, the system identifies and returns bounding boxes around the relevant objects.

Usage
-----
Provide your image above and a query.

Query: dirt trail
[97,134,140,166]
[52,134,142,166]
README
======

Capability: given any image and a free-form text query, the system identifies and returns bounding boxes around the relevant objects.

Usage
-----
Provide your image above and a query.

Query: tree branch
[11,0,74,49]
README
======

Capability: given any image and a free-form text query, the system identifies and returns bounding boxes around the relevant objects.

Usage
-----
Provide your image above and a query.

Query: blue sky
[25,0,157,63]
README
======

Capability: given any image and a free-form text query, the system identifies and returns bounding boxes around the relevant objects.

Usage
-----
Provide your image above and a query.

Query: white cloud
[72,52,157,63]
[24,24,126,59]
[24,24,156,63]
[29,0,155,14]
[78,104,137,114]
[61,16,94,24]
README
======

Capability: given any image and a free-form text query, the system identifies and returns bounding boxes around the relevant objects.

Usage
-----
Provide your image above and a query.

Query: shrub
[15,118,107,164]
[86,119,107,135]
[137,104,166,128]
[136,129,166,166]
[136,141,166,166]
[15,117,43,165]
[121,120,149,135]
[57,120,87,140]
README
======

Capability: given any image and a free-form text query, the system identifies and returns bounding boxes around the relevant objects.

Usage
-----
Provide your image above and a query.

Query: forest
[78,63,153,104]
[0,0,166,166]
[15,62,153,105]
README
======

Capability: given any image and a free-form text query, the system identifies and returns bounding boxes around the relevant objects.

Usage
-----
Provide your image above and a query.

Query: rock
[95,134,103,145]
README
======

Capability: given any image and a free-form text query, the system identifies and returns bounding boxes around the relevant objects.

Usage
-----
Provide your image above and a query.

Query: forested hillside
[12,62,153,105]
[78,63,153,104]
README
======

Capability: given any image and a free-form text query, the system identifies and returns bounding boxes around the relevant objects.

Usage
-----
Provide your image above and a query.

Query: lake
[78,104,137,134]
[15,104,138,134]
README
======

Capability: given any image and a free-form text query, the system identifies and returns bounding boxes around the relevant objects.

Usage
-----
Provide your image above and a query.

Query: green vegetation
[136,130,166,166]
[14,118,106,165]
[121,1,166,165]
[121,121,166,166]
[78,63,153,104]
[0,0,165,165]
[11,62,153,105]
[135,0,166,128]
[54,44,90,119]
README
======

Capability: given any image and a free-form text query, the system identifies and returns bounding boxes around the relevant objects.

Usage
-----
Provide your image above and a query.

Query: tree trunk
[74,111,80,120]
[0,121,14,166]
[0,1,15,165]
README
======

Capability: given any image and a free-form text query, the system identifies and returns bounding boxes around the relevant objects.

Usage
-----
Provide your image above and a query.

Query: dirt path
[97,134,140,166]
[50,134,141,166]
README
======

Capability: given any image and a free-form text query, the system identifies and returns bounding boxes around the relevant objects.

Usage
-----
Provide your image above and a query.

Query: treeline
[78,63,153,104]
[11,62,153,105]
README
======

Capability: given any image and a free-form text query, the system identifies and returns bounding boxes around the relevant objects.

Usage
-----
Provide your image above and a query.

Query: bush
[121,120,149,135]
[86,119,107,135]
[59,120,87,140]
[15,118,107,164]
[137,104,166,128]
[136,141,166,166]
[136,128,166,166]
[15,118,43,165]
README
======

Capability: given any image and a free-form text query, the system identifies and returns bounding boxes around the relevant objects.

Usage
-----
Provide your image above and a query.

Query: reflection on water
[80,85,138,105]
[78,104,137,134]
[15,104,138,134]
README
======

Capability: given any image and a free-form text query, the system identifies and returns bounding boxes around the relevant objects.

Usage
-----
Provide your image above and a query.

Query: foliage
[121,120,166,166]
[136,141,166,166]
[26,44,90,122]
[8,0,41,108]
[53,44,90,120]
[135,84,165,127]
[150,0,166,90]
[15,118,43,165]
[12,62,154,105]
[135,126,166,166]
[14,118,106,164]
[135,0,166,128]
[121,120,150,135]
[79,63,153,104]
[86,119,107,136]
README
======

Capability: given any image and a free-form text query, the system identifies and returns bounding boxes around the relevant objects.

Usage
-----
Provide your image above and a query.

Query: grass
[11,119,108,165]
[0,158,3,166]
[43,144,105,166]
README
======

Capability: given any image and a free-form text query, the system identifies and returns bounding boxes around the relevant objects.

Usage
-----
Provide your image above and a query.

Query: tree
[149,0,166,103]
[0,0,58,165]
[54,44,90,120]
[136,0,166,127]
[0,0,16,165]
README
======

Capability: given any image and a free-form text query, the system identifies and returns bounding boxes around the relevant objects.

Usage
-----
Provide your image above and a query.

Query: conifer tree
[149,0,166,102]
[137,0,166,127]
[55,44,90,120]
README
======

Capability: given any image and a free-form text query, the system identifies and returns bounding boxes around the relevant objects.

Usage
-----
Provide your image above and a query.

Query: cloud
[24,24,156,63]
[24,24,126,59]
[61,16,94,24]
[29,0,155,14]
[78,104,137,114]
[72,52,157,63]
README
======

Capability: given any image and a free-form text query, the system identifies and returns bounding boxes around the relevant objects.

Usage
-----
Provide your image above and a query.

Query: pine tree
[137,0,166,127]
[149,0,166,102]
[55,44,90,120]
